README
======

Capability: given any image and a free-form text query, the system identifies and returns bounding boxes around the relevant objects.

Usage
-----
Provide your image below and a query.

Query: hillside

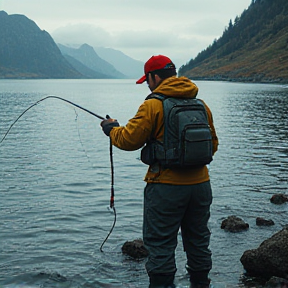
[62,54,109,79]
[57,44,126,79]
[179,0,288,84]
[0,11,133,79]
[0,11,81,79]
[94,47,143,79]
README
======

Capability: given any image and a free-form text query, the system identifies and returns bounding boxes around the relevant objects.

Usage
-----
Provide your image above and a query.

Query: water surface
[0,79,288,288]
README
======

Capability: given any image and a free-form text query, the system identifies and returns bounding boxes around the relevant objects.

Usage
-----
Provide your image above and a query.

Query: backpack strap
[145,93,166,140]
[145,93,166,101]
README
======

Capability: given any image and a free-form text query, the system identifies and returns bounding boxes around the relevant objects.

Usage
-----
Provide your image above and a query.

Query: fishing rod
[0,95,105,144]
[0,95,116,251]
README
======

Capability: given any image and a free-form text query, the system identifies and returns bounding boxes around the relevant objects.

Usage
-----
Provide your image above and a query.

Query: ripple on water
[1,81,288,287]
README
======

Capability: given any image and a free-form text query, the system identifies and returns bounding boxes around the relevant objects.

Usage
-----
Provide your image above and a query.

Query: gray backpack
[141,93,213,168]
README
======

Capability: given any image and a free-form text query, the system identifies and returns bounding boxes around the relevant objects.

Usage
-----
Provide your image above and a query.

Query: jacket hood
[153,76,198,98]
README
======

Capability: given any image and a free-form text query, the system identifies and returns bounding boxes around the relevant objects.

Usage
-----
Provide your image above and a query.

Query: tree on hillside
[179,0,288,76]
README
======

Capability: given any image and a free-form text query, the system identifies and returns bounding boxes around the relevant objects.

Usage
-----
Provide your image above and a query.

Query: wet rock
[264,276,288,287]
[122,239,149,259]
[256,217,275,226]
[270,194,288,204]
[221,215,249,232]
[240,227,288,280]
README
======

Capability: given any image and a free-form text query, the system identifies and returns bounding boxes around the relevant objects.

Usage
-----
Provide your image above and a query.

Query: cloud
[51,21,224,67]
[51,24,195,65]
[3,0,251,65]
[183,19,228,37]
[52,24,113,47]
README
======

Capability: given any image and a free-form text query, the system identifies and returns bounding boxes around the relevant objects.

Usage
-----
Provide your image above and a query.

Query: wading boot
[186,265,211,288]
[189,279,211,288]
[148,273,176,288]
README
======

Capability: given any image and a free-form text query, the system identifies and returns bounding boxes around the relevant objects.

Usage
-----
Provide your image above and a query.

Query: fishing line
[0,95,105,144]
[0,95,117,251]
[100,137,116,252]
[73,108,116,251]
[73,108,94,166]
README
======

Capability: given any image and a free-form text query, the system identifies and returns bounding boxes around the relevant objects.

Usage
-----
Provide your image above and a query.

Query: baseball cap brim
[136,75,146,84]
[136,55,175,84]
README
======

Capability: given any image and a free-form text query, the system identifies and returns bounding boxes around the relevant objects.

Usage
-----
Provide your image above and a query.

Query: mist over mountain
[94,47,143,79]
[179,0,288,83]
[57,43,126,79]
[0,11,142,79]
[2,2,287,83]
[0,11,81,79]
[62,54,110,79]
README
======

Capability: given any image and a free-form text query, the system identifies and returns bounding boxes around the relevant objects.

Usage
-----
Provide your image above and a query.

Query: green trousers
[143,181,212,278]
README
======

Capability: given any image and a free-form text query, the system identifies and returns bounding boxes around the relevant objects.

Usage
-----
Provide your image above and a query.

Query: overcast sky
[1,0,251,67]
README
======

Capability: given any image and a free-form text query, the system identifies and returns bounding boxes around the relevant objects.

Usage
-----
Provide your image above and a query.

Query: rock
[264,276,288,287]
[240,227,288,280]
[221,215,249,232]
[270,194,288,204]
[256,217,275,226]
[121,239,149,259]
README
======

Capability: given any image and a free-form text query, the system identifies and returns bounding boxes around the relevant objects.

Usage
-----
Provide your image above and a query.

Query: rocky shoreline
[189,76,288,84]
[121,193,288,287]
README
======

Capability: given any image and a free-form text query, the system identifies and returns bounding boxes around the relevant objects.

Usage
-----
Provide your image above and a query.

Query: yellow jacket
[110,76,218,185]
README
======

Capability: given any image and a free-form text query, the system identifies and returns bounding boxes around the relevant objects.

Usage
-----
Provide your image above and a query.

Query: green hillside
[179,0,288,84]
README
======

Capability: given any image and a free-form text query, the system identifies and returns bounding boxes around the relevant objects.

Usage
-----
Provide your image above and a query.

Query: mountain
[179,0,288,84]
[62,54,109,79]
[94,47,144,79]
[0,11,129,79]
[0,11,81,79]
[58,44,127,79]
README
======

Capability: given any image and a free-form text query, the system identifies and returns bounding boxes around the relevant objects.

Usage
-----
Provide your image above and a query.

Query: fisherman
[101,55,218,288]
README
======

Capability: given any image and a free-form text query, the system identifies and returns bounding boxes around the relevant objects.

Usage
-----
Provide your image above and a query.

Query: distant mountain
[0,11,81,79]
[62,54,109,79]
[179,0,288,83]
[94,47,144,79]
[58,44,126,79]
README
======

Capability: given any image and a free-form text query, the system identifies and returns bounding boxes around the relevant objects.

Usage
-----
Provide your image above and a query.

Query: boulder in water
[270,194,288,204]
[122,239,149,259]
[264,276,288,288]
[221,215,249,232]
[256,217,275,226]
[240,227,288,280]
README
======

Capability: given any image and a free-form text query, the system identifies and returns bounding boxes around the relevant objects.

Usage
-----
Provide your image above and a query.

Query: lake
[0,79,288,288]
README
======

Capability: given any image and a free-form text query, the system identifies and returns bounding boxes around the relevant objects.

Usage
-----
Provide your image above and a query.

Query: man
[101,55,218,288]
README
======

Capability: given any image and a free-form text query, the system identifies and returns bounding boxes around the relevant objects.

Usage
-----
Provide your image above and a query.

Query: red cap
[136,55,175,84]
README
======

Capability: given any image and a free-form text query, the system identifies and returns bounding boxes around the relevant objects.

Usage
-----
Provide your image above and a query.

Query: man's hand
[100,118,120,136]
